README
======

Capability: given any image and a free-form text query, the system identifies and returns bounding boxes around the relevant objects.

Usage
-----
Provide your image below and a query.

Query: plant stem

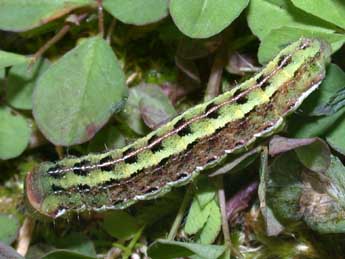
[217,176,231,244]
[217,176,242,258]
[129,226,144,249]
[31,13,88,62]
[97,0,104,38]
[168,186,193,240]
[16,217,35,256]
[106,18,117,44]
[204,47,226,101]
[55,145,64,159]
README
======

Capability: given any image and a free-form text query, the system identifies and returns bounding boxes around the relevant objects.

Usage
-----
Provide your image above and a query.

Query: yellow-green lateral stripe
[25,38,331,218]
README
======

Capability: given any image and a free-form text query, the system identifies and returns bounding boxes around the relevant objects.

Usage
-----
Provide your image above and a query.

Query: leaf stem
[31,13,88,63]
[217,176,231,244]
[217,176,242,258]
[97,0,104,38]
[168,186,193,240]
[106,18,117,44]
[204,46,226,101]
[125,226,145,258]
[16,217,35,256]
[55,145,64,159]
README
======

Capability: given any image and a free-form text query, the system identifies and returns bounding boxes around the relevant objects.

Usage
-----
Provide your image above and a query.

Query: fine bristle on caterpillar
[25,38,331,219]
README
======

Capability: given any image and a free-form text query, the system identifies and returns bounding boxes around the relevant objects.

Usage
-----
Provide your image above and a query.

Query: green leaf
[170,0,249,38]
[195,200,221,244]
[258,27,345,63]
[258,148,284,236]
[0,107,31,160]
[268,152,345,234]
[267,152,304,223]
[195,177,216,208]
[136,190,183,226]
[0,214,19,245]
[184,194,213,235]
[7,59,50,110]
[118,84,175,134]
[210,146,261,177]
[53,232,96,257]
[310,87,345,116]
[117,87,148,136]
[33,36,127,146]
[0,242,24,259]
[87,125,126,153]
[269,136,318,156]
[301,156,345,233]
[0,50,28,69]
[290,109,345,139]
[148,239,226,259]
[326,116,345,155]
[295,139,331,173]
[41,249,96,259]
[247,0,336,40]
[138,84,177,129]
[102,211,142,240]
[291,0,345,30]
[103,0,169,25]
[0,0,93,31]
[26,244,55,259]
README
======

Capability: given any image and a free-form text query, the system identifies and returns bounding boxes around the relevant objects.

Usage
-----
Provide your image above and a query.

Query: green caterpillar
[25,38,331,219]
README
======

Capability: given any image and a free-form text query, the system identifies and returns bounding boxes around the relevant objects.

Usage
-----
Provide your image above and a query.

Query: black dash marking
[186,140,198,150]
[234,141,244,148]
[77,184,91,192]
[100,156,114,171]
[206,156,217,164]
[56,205,68,213]
[233,88,248,105]
[214,127,223,135]
[123,148,138,164]
[113,199,124,206]
[300,42,310,50]
[144,186,159,194]
[52,184,65,193]
[47,165,64,179]
[174,118,192,137]
[73,160,91,176]
[148,136,163,153]
[158,157,169,167]
[256,75,270,90]
[176,172,189,180]
[278,55,291,68]
[315,51,321,58]
[205,102,219,119]
[233,88,244,96]
[236,95,248,105]
[103,178,120,187]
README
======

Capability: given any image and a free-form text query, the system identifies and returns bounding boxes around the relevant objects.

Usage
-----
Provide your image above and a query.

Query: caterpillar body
[25,38,331,218]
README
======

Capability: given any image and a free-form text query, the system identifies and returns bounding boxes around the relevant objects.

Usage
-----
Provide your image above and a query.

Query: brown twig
[217,177,231,244]
[16,217,35,256]
[106,18,117,44]
[31,13,88,63]
[216,176,242,258]
[97,0,104,38]
[55,145,64,159]
[204,46,227,101]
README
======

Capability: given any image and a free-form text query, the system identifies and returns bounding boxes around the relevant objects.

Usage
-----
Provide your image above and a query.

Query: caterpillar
[25,38,331,219]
